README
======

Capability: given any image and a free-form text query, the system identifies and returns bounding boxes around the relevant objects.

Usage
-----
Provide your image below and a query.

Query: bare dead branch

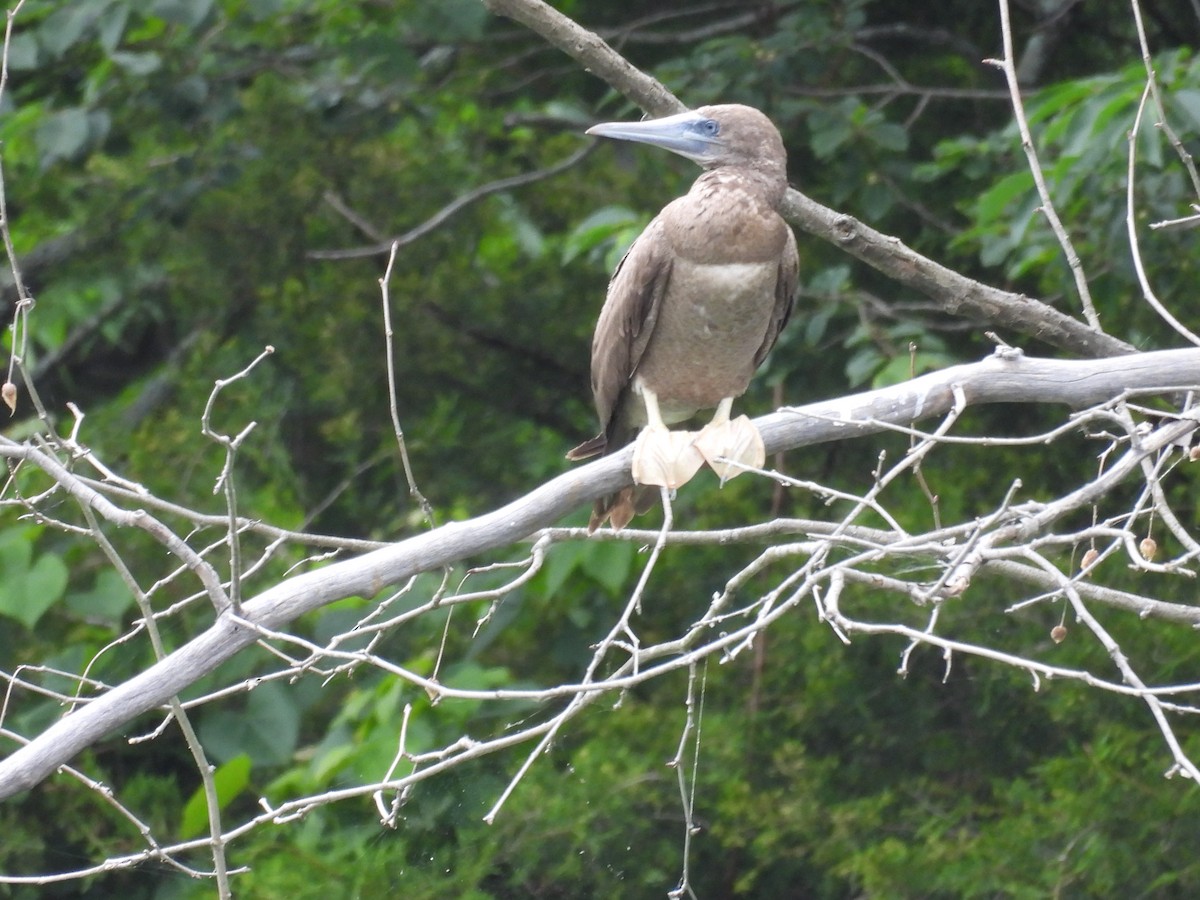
[1,346,1198,799]
[380,243,436,526]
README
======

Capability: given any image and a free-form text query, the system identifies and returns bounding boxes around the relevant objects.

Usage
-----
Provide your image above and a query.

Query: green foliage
[198,682,302,768]
[180,754,252,840]
[0,526,69,629]
[63,569,136,624]
[561,204,647,271]
[3,0,1200,897]
[920,49,1200,341]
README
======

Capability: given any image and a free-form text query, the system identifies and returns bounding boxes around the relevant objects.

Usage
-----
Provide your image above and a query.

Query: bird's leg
[630,388,705,489]
[692,397,765,485]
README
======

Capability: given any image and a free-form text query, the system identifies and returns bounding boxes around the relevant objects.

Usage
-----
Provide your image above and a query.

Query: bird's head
[586,104,786,174]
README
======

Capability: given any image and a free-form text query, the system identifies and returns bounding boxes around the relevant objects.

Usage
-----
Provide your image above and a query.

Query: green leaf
[976,171,1033,225]
[541,541,588,598]
[870,122,909,153]
[309,740,356,785]
[35,108,92,167]
[580,539,635,596]
[65,569,136,623]
[5,32,40,71]
[39,0,118,58]
[0,525,33,573]
[149,0,215,29]
[406,0,489,41]
[859,179,895,220]
[498,198,545,259]
[21,555,69,629]
[810,119,851,159]
[1174,89,1200,131]
[844,346,884,388]
[0,528,68,629]
[198,681,301,766]
[110,51,163,76]
[96,2,131,53]
[562,206,641,264]
[807,264,851,295]
[179,754,253,839]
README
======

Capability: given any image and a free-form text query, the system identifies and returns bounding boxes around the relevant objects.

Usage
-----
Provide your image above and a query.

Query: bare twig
[380,242,436,526]
[985,0,1101,330]
[1128,0,1200,197]
[667,661,705,900]
[201,345,276,613]
[309,143,595,260]
[1125,82,1200,345]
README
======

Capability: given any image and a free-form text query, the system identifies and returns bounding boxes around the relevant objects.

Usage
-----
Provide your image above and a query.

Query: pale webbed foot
[631,426,705,488]
[692,415,765,485]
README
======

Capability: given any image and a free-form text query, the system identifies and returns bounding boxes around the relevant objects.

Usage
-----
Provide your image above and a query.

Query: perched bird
[568,104,798,531]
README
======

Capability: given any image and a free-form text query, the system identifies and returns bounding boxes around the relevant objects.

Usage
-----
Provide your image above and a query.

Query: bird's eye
[700,119,720,137]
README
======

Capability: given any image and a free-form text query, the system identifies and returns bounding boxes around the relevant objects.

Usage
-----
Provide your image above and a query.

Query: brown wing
[754,225,799,367]
[569,220,674,526]
[589,215,674,447]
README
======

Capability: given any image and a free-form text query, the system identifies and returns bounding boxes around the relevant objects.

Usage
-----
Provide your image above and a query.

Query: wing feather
[589,216,673,448]
[754,226,799,367]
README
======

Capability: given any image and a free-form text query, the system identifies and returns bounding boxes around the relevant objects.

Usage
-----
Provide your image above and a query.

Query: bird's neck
[664,166,791,265]
[692,165,786,209]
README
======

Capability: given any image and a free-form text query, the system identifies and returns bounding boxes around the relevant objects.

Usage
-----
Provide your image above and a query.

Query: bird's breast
[633,257,779,420]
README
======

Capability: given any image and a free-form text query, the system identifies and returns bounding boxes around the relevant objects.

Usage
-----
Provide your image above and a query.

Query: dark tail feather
[566,433,606,461]
[570,420,654,531]
[588,485,657,533]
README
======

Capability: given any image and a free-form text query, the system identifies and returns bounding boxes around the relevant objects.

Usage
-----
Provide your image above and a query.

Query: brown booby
[568,104,798,530]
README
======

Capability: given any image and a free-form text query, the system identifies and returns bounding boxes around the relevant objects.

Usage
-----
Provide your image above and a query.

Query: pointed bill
[586,110,723,166]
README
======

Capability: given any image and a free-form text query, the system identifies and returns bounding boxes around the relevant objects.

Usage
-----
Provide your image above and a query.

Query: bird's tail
[588,485,657,533]
[565,433,606,461]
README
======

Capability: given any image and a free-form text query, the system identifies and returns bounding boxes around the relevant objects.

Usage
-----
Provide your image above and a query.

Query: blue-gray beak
[586,110,723,166]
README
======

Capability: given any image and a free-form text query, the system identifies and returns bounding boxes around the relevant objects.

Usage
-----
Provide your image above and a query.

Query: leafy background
[2,0,1200,896]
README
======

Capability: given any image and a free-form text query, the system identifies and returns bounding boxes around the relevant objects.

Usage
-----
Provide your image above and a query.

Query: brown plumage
[568,105,799,530]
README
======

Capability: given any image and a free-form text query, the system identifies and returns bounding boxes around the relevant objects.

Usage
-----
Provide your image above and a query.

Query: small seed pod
[1139,537,1158,562]
[1050,624,1067,644]
[1080,547,1099,572]
[1,381,16,414]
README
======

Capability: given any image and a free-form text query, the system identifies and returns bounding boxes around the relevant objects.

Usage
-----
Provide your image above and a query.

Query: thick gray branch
[777,196,1132,357]
[1,347,1198,799]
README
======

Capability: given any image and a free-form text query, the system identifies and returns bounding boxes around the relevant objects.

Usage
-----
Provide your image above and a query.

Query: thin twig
[1125,81,1200,345]
[310,143,595,260]
[985,0,1102,330]
[380,241,436,527]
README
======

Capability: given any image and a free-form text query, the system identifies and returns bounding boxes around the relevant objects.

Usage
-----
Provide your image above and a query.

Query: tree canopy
[2,0,1200,897]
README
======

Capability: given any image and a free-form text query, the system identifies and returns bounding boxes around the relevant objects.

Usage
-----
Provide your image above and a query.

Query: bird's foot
[631,426,705,488]
[693,415,765,485]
